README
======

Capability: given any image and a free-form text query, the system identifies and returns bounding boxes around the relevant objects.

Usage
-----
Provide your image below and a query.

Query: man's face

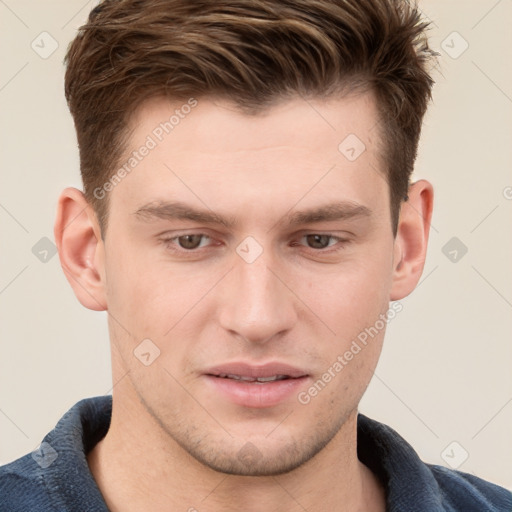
[101,93,398,475]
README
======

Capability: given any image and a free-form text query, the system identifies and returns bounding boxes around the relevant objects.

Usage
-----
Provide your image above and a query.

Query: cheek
[297,262,391,413]
[298,254,393,336]
[104,243,220,347]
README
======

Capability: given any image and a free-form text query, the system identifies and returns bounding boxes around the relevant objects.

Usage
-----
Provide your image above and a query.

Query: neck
[88,386,385,512]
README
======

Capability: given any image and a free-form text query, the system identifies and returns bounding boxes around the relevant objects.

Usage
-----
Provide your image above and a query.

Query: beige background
[1,0,511,490]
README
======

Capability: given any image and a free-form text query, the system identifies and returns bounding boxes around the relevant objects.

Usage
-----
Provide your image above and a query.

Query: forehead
[108,93,388,226]
[129,92,381,156]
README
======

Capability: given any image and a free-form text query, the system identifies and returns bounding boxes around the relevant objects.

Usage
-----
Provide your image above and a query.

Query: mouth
[203,362,309,408]
[205,361,308,381]
[211,374,293,383]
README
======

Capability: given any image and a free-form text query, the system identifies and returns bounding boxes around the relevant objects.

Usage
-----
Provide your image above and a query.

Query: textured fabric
[1,398,111,512]
[1,396,511,511]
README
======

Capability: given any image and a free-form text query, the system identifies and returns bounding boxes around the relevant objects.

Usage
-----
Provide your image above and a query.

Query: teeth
[217,374,289,382]
[226,374,255,381]
[255,375,288,382]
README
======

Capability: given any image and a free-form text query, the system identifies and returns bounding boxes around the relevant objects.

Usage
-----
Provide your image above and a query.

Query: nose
[218,248,297,345]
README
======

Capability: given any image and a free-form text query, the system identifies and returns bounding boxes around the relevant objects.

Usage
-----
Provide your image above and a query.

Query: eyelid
[159,232,214,251]
[295,233,351,251]
[299,233,341,244]
[159,231,352,257]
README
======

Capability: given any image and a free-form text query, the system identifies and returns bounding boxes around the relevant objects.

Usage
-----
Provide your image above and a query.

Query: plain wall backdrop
[1,0,511,490]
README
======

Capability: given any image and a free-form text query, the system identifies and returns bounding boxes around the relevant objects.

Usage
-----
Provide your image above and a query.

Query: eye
[300,234,341,250]
[179,234,207,249]
[165,234,212,250]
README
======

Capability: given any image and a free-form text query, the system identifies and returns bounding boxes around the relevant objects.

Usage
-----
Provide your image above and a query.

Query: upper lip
[205,362,308,379]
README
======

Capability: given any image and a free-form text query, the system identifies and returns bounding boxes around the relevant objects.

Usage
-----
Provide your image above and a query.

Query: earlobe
[390,180,434,301]
[54,187,107,311]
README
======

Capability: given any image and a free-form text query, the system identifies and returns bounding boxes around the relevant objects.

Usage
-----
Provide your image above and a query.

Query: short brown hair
[64,0,437,235]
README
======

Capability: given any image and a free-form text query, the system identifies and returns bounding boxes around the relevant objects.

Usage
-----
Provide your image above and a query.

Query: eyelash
[160,233,350,256]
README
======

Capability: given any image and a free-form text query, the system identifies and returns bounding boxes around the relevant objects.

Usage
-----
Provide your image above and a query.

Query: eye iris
[178,234,203,249]
[306,234,330,249]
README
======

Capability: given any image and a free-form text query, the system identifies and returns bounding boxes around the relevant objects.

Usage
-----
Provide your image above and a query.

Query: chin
[178,425,341,477]
[191,443,307,477]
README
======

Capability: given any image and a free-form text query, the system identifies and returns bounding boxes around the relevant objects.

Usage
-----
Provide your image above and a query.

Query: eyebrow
[134,200,372,229]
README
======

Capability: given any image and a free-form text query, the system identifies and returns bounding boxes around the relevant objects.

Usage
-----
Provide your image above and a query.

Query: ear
[54,187,107,311]
[390,180,434,300]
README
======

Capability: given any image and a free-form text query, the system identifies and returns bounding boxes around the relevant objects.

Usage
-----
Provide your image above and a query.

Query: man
[1,0,510,510]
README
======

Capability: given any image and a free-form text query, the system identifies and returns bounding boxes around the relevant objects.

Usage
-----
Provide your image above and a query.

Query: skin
[55,92,433,512]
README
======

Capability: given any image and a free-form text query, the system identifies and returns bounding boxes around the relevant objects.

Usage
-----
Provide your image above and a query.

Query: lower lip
[204,375,309,408]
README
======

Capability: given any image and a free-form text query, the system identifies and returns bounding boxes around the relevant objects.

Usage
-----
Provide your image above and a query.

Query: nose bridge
[219,246,296,343]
